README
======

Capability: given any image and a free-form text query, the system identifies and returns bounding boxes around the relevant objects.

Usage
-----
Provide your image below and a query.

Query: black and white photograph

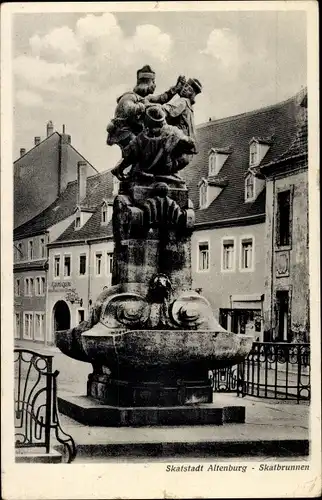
[1,1,320,499]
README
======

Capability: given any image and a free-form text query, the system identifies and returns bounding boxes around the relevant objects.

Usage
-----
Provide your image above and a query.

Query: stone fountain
[56,68,253,426]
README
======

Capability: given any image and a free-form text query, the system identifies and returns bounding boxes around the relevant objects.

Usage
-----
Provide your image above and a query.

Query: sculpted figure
[163,77,202,147]
[111,105,196,184]
[106,65,186,154]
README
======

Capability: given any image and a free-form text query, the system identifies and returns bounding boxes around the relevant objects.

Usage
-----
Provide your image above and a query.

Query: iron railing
[14,348,76,462]
[212,342,310,403]
[211,365,238,393]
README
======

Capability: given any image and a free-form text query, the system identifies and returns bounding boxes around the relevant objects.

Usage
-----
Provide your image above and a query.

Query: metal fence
[14,348,76,462]
[212,342,310,403]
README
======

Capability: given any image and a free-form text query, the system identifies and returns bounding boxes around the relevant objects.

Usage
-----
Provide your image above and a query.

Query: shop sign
[49,281,72,292]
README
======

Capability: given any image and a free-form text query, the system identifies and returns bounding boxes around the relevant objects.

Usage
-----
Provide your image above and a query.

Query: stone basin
[56,325,253,372]
[56,325,253,407]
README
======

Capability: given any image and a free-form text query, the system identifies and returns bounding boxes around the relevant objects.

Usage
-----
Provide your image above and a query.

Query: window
[240,237,254,271]
[95,252,102,275]
[64,255,71,277]
[198,242,209,271]
[30,278,34,295]
[35,276,45,296]
[23,312,33,339]
[15,279,20,296]
[277,190,291,246]
[28,240,33,260]
[15,313,20,339]
[36,277,41,296]
[54,255,60,278]
[106,253,113,275]
[25,278,32,296]
[101,203,113,225]
[17,242,23,261]
[78,309,85,324]
[40,238,46,258]
[249,142,258,165]
[79,254,87,275]
[102,205,108,224]
[222,239,235,271]
[209,153,217,177]
[245,174,255,201]
[199,183,208,209]
[75,215,81,229]
[34,313,45,341]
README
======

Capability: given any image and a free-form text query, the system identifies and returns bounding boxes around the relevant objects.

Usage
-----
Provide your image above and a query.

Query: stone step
[15,448,63,463]
[72,439,309,460]
[58,393,245,427]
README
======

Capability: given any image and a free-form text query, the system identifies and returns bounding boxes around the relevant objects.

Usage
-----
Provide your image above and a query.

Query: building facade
[14,126,98,344]
[185,90,305,340]
[261,92,309,342]
[14,121,97,228]
[46,169,115,343]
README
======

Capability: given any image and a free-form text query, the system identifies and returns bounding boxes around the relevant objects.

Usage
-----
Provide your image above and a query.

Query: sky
[12,9,307,171]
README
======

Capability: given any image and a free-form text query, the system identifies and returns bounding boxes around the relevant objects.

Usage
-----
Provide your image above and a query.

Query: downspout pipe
[270,178,275,341]
[86,240,92,317]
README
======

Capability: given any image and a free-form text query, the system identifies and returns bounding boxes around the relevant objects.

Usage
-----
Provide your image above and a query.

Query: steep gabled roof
[14,169,113,240]
[54,171,114,243]
[54,207,113,243]
[14,131,98,173]
[260,93,308,173]
[182,91,302,225]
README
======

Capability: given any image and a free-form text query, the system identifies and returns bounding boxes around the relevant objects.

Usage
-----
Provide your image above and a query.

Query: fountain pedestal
[56,143,253,426]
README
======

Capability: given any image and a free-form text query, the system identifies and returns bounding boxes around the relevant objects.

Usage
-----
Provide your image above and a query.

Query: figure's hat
[187,78,202,95]
[145,105,166,128]
[137,65,156,81]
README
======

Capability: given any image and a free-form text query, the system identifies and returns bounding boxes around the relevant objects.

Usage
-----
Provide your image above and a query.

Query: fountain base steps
[57,392,245,427]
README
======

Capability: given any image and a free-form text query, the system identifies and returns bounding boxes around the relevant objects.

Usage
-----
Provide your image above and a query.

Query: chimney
[58,128,72,195]
[20,148,26,157]
[77,161,88,204]
[46,120,54,137]
[62,124,66,134]
[34,136,41,146]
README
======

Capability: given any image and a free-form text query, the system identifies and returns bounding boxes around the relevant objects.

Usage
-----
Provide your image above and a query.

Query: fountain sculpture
[56,67,253,426]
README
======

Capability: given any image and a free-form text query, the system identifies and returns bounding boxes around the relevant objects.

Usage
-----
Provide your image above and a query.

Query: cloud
[128,24,172,62]
[14,12,173,101]
[76,12,122,40]
[201,29,245,69]
[30,26,81,60]
[16,89,44,107]
[13,55,84,88]
[25,13,172,67]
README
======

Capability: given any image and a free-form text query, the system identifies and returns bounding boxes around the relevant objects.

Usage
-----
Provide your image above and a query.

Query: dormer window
[209,152,217,177]
[249,137,271,167]
[101,201,113,226]
[112,177,120,196]
[75,208,83,230]
[245,173,255,201]
[249,142,258,166]
[208,148,231,177]
[199,181,208,209]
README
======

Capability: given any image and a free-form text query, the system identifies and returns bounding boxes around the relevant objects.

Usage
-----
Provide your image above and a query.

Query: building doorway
[53,300,71,332]
[275,290,290,341]
[219,308,262,339]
